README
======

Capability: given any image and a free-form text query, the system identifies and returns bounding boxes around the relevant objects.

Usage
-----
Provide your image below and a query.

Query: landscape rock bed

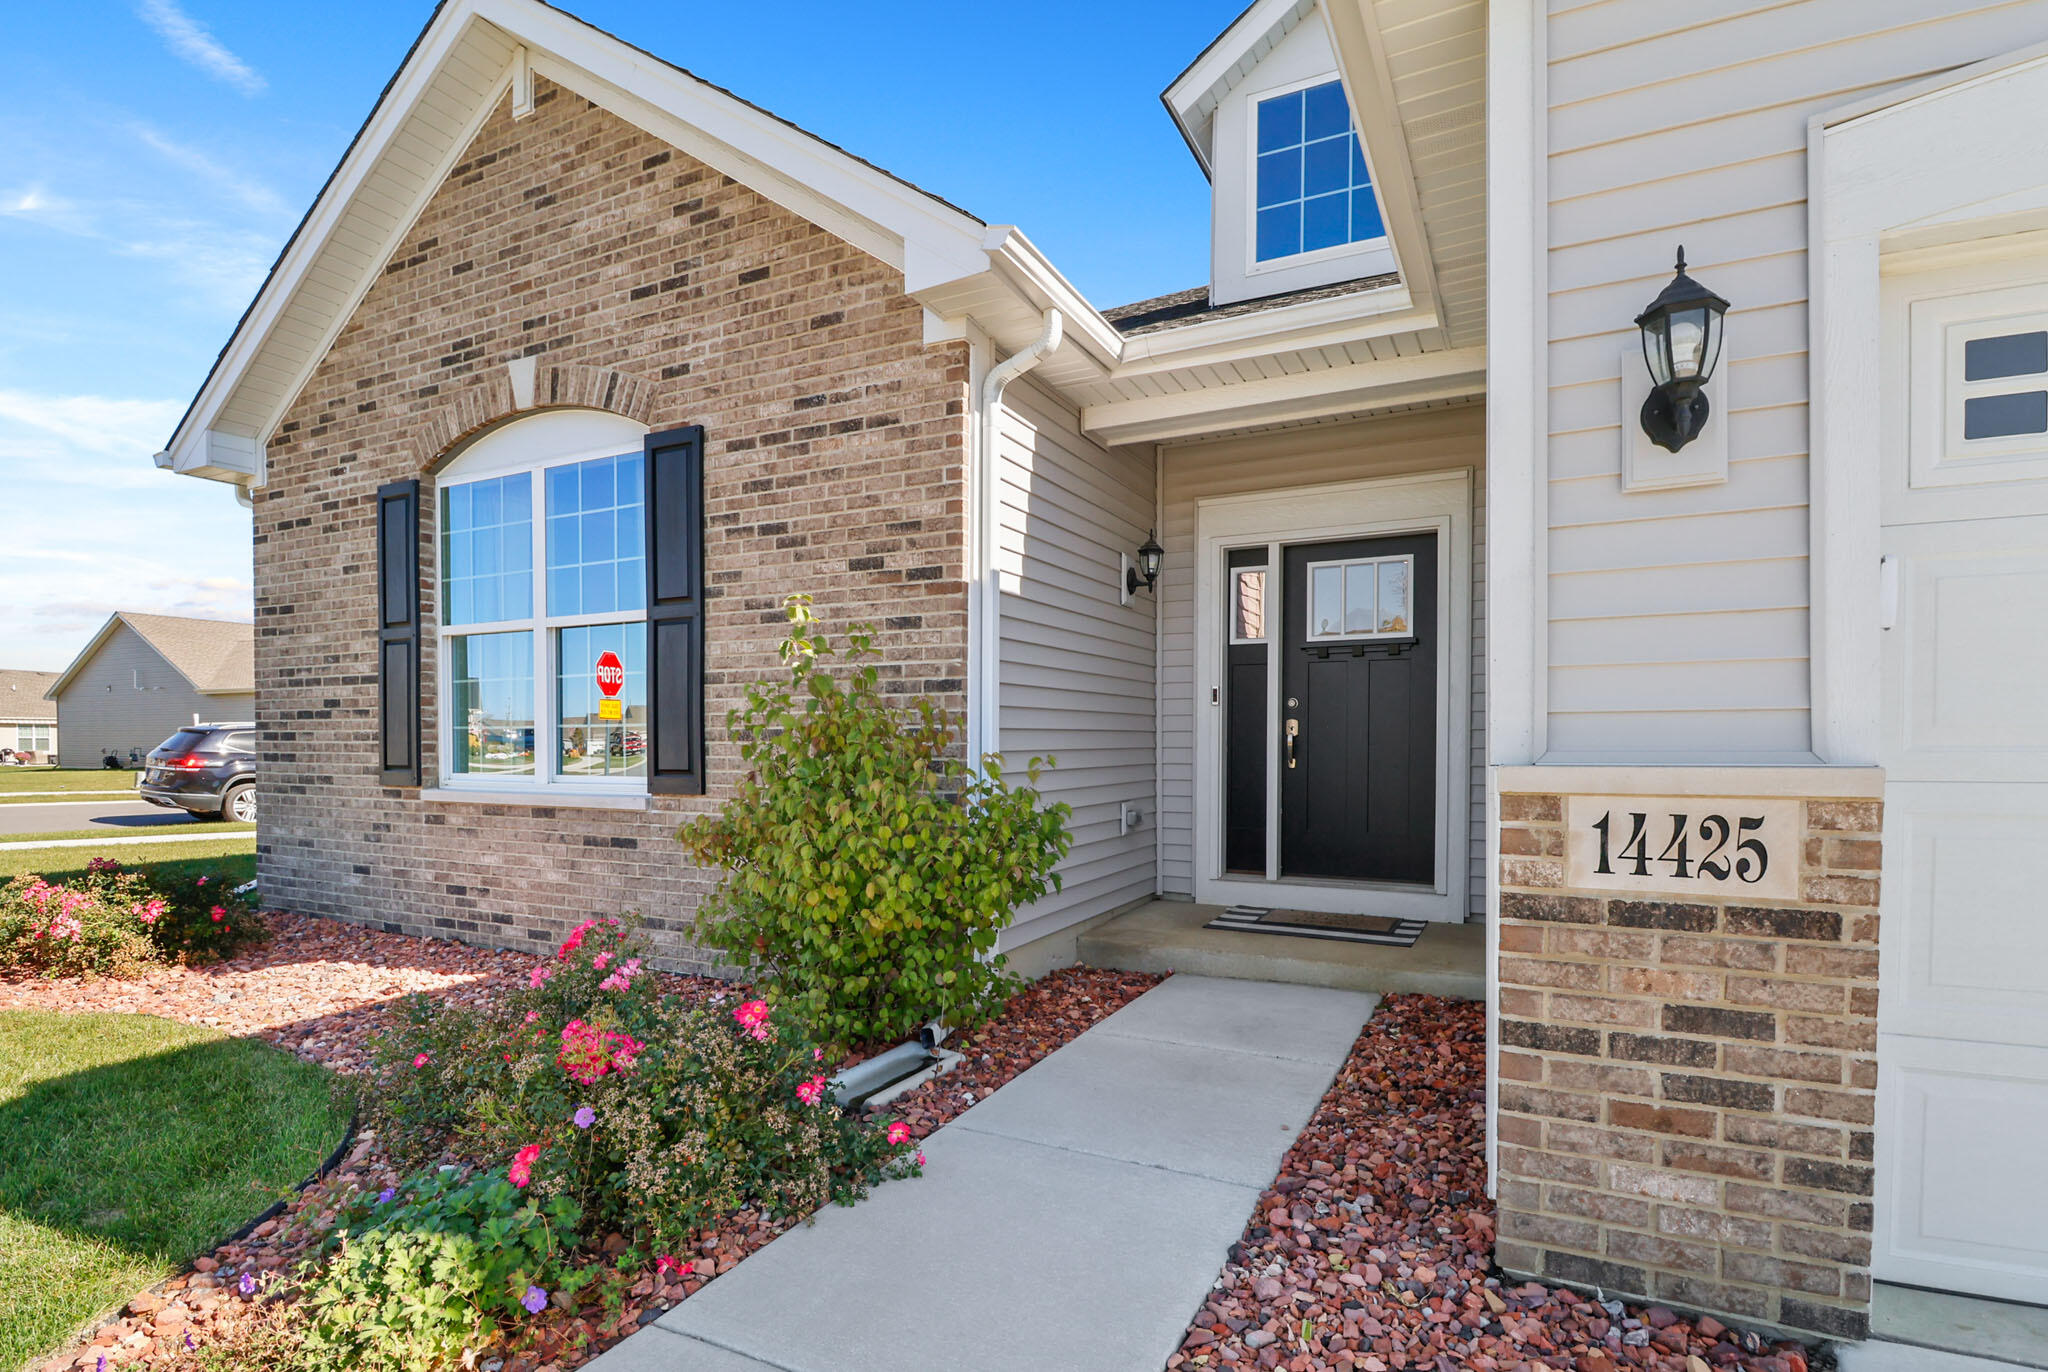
[3,916,1161,1372]
[1164,994,1821,1372]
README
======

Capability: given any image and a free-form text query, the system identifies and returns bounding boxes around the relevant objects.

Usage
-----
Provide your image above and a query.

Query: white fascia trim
[1114,287,1423,376]
[1163,0,1317,175]
[1317,0,1439,318]
[976,227,1124,369]
[1081,345,1483,445]
[160,6,502,483]
[161,0,992,485]
[1481,0,1546,1205]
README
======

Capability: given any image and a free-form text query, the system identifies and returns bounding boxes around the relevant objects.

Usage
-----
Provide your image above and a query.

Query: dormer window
[1254,79,1385,266]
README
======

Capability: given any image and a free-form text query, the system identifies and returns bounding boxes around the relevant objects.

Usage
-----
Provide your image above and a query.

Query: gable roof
[1161,0,1321,175]
[0,670,58,723]
[154,0,1127,487]
[46,614,255,700]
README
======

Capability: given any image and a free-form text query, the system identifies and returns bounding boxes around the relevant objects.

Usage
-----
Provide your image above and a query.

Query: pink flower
[812,1047,825,1062]
[524,1010,540,1024]
[509,1143,541,1187]
[133,898,167,926]
[655,1254,693,1278]
[557,919,600,959]
[413,1052,431,1068]
[915,1151,926,1167]
[592,952,613,971]
[196,876,208,886]
[734,1000,773,1042]
[886,1121,911,1145]
[598,971,629,992]
[210,905,226,923]
[529,963,554,989]
[796,1075,827,1107]
[556,1019,643,1083]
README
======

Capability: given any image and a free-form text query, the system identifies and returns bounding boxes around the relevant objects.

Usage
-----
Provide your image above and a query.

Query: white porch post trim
[1481,0,1547,1197]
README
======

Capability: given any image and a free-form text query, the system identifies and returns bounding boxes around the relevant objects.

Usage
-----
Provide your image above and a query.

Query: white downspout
[968,308,1064,772]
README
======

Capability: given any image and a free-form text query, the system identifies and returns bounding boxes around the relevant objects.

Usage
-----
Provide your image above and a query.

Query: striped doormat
[1204,905,1428,947]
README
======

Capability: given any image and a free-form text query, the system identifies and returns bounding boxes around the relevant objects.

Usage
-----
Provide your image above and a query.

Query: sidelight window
[1305,553,1413,641]
[1230,566,1269,643]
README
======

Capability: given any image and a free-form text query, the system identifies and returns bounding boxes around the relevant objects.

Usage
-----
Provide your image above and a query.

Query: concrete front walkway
[588,975,1378,1372]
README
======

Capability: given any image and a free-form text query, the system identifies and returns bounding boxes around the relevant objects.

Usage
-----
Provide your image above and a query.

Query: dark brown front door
[1276,532,1437,883]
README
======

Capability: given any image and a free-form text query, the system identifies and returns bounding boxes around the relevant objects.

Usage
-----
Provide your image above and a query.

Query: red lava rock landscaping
[3,915,1161,1372]
[1168,994,1822,1372]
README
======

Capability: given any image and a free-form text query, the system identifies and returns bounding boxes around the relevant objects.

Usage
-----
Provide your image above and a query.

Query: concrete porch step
[1077,899,1485,1000]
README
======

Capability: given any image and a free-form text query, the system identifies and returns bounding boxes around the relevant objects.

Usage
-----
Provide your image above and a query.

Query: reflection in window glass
[1253,79,1385,264]
[1311,564,1344,637]
[547,453,645,616]
[441,474,533,626]
[556,622,648,778]
[449,631,535,775]
[1232,568,1267,641]
[1378,560,1410,633]
[1963,391,2048,440]
[1964,331,2048,382]
[1343,563,1376,633]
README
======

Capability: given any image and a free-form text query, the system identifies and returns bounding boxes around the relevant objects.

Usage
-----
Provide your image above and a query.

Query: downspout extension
[969,308,1064,771]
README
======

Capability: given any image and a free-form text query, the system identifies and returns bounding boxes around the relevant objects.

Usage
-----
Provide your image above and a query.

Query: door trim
[1192,469,1471,920]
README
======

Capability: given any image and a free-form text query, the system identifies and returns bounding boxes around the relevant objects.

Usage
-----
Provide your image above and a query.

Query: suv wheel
[222,784,256,824]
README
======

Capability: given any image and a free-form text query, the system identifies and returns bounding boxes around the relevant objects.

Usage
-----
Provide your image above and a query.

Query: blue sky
[0,0,1235,671]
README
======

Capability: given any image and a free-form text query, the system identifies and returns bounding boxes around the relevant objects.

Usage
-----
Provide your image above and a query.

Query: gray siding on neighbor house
[1156,401,1487,913]
[994,375,1160,951]
[53,624,251,767]
[1541,0,2048,761]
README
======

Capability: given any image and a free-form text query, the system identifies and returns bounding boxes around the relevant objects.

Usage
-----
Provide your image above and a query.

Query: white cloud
[130,124,286,216]
[136,0,266,96]
[0,388,250,669]
[0,184,95,235]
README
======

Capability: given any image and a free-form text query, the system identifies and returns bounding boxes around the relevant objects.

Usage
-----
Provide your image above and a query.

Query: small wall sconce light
[1126,530,1164,598]
[1634,246,1729,453]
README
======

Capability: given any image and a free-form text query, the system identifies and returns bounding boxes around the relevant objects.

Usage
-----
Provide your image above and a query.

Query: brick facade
[1494,790,1883,1341]
[254,77,970,968]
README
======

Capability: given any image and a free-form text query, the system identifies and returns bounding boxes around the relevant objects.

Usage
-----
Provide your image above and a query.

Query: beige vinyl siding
[52,625,253,767]
[1156,401,1486,913]
[1541,0,2048,760]
[993,376,1160,951]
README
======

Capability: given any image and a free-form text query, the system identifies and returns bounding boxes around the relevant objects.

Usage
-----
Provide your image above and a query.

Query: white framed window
[1304,553,1413,641]
[1249,76,1386,272]
[16,724,53,754]
[1229,566,1269,643]
[435,411,651,792]
[1910,283,2048,489]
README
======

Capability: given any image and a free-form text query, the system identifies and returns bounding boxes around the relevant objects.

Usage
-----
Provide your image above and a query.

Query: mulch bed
[2,913,1161,1372]
[1166,994,1819,1372]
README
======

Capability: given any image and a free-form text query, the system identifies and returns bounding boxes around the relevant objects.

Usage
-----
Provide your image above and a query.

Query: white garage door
[1875,255,2048,1303]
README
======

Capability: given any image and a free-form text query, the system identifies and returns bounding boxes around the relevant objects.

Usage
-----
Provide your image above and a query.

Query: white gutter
[967,307,1064,772]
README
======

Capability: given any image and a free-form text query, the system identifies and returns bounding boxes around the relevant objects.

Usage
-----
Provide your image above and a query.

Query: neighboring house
[46,613,255,767]
[0,669,58,761]
[152,0,2048,1345]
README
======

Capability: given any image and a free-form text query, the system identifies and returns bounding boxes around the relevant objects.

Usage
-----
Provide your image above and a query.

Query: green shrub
[302,1167,591,1372]
[677,597,1072,1044]
[141,866,261,962]
[369,918,919,1256]
[0,859,261,977]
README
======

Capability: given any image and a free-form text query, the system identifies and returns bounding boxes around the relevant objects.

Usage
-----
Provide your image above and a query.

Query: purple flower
[377,1187,396,1204]
[97,1356,106,1372]
[522,1285,548,1314]
[572,1105,596,1130]
[238,1272,257,1296]
[183,1332,195,1351]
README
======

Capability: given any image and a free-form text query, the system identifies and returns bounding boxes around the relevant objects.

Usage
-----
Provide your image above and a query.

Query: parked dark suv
[137,723,257,823]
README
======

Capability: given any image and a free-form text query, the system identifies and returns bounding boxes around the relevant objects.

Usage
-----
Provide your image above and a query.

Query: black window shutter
[375,479,422,787]
[645,426,706,795]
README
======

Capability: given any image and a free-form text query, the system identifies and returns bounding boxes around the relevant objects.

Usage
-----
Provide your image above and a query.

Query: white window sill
[420,787,651,812]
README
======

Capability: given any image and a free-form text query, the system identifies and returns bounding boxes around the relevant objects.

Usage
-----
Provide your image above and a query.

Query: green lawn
[0,1011,351,1372]
[0,769,141,802]
[0,823,255,845]
[0,838,256,885]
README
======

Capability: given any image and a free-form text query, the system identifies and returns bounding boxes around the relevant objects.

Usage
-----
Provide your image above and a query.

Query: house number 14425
[1561,795,1799,900]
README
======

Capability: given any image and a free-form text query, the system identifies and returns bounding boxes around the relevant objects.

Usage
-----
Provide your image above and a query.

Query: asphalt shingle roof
[0,670,58,722]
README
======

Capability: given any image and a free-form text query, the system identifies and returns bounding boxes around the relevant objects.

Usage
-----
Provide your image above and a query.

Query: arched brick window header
[415,362,660,473]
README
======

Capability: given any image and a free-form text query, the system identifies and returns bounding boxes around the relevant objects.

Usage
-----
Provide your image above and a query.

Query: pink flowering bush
[0,861,261,978]
[370,917,919,1255]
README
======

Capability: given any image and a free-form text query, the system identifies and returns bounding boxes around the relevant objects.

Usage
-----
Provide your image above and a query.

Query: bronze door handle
[1285,717,1299,768]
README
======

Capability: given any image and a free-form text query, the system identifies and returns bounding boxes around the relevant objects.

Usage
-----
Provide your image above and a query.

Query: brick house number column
[1493,777,1884,1341]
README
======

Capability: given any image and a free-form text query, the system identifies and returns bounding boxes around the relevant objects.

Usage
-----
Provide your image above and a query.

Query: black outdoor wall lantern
[1634,246,1729,453]
[1127,529,1164,596]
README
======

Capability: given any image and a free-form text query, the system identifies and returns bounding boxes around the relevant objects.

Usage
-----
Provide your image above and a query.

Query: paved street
[0,798,213,836]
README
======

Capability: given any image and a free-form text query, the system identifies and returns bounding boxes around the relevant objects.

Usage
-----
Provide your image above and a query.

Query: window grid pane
[1251,79,1384,264]
[1305,555,1415,640]
[546,453,645,617]
[557,622,648,779]
[449,631,535,776]
[441,474,533,626]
